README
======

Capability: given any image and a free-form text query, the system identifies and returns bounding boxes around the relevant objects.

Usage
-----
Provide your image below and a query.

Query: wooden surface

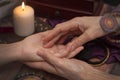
[27,0,103,19]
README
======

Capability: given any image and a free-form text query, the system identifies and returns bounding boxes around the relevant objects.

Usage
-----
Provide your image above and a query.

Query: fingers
[43,20,80,48]
[57,31,79,44]
[54,45,84,58]
[43,28,60,42]
[57,34,69,44]
[67,32,89,53]
[25,62,57,75]
[55,49,69,58]
[67,46,84,58]
[37,30,51,37]
[37,49,62,66]
[44,32,66,48]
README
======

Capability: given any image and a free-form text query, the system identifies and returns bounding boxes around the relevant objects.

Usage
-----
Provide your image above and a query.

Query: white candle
[13,2,35,37]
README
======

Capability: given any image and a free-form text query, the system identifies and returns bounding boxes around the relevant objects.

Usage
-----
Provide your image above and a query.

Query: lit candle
[13,2,35,37]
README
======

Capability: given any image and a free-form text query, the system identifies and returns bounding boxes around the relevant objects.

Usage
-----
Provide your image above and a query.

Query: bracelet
[105,36,120,44]
[15,65,46,80]
[92,46,110,67]
[76,41,110,67]
[15,72,45,80]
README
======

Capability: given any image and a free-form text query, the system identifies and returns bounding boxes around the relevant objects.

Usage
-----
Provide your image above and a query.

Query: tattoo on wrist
[100,13,119,33]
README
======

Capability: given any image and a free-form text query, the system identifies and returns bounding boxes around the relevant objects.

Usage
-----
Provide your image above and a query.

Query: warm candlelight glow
[22,2,25,11]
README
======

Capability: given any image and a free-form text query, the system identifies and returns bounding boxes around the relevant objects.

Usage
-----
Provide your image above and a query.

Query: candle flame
[22,2,25,11]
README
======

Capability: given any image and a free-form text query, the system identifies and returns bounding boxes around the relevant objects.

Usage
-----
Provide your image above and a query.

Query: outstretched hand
[18,31,83,61]
[43,17,106,56]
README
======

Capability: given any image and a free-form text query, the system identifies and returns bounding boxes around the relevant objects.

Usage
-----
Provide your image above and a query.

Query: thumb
[67,32,89,52]
[37,49,61,66]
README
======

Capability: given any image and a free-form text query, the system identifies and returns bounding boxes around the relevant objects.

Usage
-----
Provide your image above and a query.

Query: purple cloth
[79,38,120,64]
[102,37,120,64]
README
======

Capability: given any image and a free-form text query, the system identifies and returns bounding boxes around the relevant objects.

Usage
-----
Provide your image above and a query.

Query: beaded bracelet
[105,36,120,44]
[15,72,45,80]
[111,12,120,35]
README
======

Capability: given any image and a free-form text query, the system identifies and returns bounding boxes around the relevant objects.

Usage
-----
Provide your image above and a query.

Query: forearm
[0,42,22,65]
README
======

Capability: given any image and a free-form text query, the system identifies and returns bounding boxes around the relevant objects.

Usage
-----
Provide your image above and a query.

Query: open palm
[19,31,83,61]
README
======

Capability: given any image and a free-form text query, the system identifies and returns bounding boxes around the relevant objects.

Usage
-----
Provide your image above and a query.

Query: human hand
[25,49,109,80]
[43,17,107,55]
[18,31,83,61]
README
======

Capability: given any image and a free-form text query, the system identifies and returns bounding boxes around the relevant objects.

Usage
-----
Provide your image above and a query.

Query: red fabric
[0,27,14,33]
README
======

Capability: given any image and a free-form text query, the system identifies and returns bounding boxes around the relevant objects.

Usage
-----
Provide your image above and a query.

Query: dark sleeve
[103,0,120,6]
[112,4,120,12]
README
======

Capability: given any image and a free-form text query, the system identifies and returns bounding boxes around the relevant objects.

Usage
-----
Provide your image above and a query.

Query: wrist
[0,42,22,65]
[100,13,119,33]
[8,41,23,61]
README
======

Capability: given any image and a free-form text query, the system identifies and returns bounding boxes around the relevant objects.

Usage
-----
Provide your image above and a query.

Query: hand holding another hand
[43,17,106,56]
[26,49,111,80]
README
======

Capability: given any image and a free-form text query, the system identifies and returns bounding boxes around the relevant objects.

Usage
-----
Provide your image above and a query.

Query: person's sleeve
[112,4,120,12]
[111,5,120,35]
